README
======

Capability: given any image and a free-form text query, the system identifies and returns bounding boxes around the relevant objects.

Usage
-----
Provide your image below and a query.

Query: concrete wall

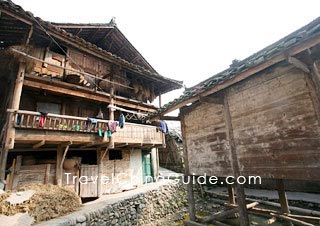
[129,149,143,186]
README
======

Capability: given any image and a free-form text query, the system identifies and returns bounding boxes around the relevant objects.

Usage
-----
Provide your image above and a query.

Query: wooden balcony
[10,110,165,148]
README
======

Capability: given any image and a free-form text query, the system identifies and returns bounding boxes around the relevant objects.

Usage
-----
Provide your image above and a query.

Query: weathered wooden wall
[183,63,320,181]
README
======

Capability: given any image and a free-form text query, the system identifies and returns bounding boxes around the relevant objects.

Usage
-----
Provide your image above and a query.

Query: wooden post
[109,71,115,149]
[159,95,162,108]
[0,62,26,181]
[181,115,196,221]
[277,179,293,226]
[227,184,235,205]
[56,145,63,186]
[97,146,102,197]
[223,91,249,226]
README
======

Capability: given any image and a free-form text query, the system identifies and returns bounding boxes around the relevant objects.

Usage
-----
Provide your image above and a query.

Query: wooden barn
[0,1,182,197]
[149,17,320,225]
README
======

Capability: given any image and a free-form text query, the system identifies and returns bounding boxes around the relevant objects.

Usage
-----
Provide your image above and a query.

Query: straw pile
[0,184,81,223]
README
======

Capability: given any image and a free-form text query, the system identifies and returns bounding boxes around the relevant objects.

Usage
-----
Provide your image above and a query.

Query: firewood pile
[0,184,81,223]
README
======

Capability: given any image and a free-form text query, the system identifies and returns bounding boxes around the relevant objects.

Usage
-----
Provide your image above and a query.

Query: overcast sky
[13,0,320,106]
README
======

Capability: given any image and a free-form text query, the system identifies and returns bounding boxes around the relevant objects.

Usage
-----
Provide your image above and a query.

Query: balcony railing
[9,110,164,145]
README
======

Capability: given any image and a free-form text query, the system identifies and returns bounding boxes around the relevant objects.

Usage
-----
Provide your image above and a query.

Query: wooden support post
[0,62,26,181]
[44,164,51,184]
[181,115,196,221]
[109,71,115,149]
[159,95,162,108]
[56,145,63,186]
[97,146,102,197]
[227,184,235,205]
[11,155,22,190]
[32,140,45,149]
[277,179,294,226]
[223,92,249,226]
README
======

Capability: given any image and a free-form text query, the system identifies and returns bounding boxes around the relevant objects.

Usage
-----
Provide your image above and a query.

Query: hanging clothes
[16,113,22,126]
[108,121,118,133]
[39,112,48,127]
[159,121,168,134]
[118,113,125,128]
[107,130,112,138]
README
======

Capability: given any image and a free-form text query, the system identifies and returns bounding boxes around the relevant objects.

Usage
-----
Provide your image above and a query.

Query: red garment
[108,121,118,133]
[39,115,46,127]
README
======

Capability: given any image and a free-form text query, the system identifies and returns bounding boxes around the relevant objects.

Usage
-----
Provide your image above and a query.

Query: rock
[77,215,86,223]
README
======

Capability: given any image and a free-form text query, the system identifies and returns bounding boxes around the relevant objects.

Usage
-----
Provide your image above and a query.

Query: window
[37,102,61,114]
[109,150,122,160]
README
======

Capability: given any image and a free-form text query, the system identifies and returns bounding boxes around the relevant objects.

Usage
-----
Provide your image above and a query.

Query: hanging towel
[16,113,22,126]
[118,113,125,128]
[98,128,103,137]
[39,112,48,127]
[108,121,118,133]
[107,130,112,138]
[159,121,168,134]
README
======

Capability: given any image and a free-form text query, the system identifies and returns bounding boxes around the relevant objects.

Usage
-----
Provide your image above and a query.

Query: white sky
[13,0,320,107]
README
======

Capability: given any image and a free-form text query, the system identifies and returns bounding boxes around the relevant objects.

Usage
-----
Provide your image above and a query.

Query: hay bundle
[0,184,81,223]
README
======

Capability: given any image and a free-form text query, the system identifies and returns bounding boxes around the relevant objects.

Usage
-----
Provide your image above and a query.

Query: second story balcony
[9,110,165,149]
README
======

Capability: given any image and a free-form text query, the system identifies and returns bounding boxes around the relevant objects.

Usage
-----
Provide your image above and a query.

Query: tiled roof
[0,0,183,93]
[148,16,320,118]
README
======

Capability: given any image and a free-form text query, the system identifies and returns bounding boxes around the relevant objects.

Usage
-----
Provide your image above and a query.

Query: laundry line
[10,47,134,90]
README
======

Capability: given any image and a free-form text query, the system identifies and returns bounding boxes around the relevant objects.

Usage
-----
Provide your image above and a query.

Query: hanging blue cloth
[119,113,125,128]
[159,121,168,134]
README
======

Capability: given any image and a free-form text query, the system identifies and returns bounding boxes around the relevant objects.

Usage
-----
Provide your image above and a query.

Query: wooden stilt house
[149,17,320,225]
[0,0,182,197]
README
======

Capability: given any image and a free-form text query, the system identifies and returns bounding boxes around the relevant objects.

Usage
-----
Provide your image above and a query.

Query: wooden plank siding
[182,63,320,181]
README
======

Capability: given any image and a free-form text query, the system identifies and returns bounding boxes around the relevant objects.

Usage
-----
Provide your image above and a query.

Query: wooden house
[0,0,182,197]
[149,17,320,224]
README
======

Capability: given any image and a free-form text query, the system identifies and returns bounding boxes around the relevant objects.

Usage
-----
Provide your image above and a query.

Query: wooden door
[79,164,98,198]
[142,151,153,184]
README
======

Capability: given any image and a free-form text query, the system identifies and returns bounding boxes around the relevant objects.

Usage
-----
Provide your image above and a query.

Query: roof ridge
[0,0,183,89]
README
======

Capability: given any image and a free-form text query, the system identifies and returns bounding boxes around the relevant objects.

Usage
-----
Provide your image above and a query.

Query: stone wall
[37,182,187,226]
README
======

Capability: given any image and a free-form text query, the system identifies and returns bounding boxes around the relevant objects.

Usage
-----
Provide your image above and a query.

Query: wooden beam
[270,213,313,226]
[160,116,180,121]
[88,28,100,42]
[109,71,115,149]
[199,96,223,105]
[181,116,196,221]
[100,147,109,163]
[287,56,310,73]
[97,147,102,197]
[44,164,51,184]
[56,25,113,29]
[56,145,63,186]
[32,140,45,149]
[23,78,155,112]
[277,179,294,226]
[227,184,235,205]
[97,28,113,45]
[24,25,33,45]
[115,44,127,55]
[1,9,33,25]
[223,91,249,226]
[199,202,259,223]
[0,62,26,180]
[75,28,82,36]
